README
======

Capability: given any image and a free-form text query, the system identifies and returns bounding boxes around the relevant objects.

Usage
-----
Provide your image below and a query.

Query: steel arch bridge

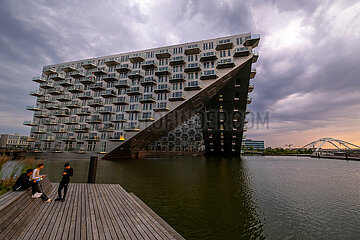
[301,137,360,152]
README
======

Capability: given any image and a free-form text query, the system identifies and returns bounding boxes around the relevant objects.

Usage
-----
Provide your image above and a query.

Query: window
[219,50,231,58]
[203,61,215,69]
[172,83,183,90]
[146,51,154,58]
[142,103,153,111]
[173,65,183,72]
[203,42,214,50]
[187,55,198,62]
[236,37,243,45]
[120,55,129,62]
[173,47,183,54]
[132,62,142,69]
[157,93,168,101]
[187,72,199,79]
[158,76,168,82]
[159,59,169,66]
[145,69,154,76]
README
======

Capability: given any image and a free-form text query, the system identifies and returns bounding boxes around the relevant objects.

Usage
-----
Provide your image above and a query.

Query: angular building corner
[24,33,260,159]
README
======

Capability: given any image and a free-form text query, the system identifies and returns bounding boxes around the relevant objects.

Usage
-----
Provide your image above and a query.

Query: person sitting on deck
[32,163,51,202]
[55,162,73,202]
[13,169,35,191]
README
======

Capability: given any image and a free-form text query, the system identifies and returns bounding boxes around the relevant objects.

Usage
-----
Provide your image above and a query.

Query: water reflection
[42,156,266,239]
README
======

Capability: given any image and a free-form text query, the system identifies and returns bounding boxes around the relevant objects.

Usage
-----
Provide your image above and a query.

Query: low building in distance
[243,139,265,151]
[24,33,260,158]
[0,134,29,149]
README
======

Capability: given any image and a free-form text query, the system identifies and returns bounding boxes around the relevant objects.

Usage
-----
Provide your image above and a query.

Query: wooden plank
[86,184,99,240]
[100,184,138,240]
[18,183,59,240]
[60,183,79,240]
[92,184,112,240]
[70,184,81,240]
[103,184,152,240]
[96,184,126,239]
[111,185,165,240]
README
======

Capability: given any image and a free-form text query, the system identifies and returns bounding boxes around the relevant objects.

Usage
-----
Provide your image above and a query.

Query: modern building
[24,33,259,158]
[0,134,29,149]
[243,139,265,150]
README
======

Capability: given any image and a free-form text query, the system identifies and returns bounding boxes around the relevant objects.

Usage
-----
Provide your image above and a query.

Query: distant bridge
[301,137,360,152]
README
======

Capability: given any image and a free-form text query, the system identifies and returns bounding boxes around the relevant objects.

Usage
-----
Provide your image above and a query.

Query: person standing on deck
[55,163,73,202]
[32,163,51,202]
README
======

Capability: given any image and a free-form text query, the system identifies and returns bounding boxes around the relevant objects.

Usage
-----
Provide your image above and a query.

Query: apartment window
[157,93,168,101]
[172,83,183,90]
[144,86,153,93]
[236,37,243,45]
[129,95,139,102]
[146,51,154,58]
[219,50,231,58]
[203,42,214,50]
[119,72,127,78]
[106,82,115,88]
[131,79,139,85]
[120,55,129,62]
[187,55,198,62]
[173,47,183,54]
[116,105,126,112]
[145,69,154,76]
[108,66,116,72]
[129,113,138,121]
[159,59,169,66]
[188,72,199,79]
[173,65,183,72]
[143,103,153,111]
[132,62,142,69]
[203,61,215,69]
[158,76,168,82]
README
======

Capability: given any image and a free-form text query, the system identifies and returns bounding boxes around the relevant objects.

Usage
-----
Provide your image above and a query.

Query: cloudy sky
[0,0,359,147]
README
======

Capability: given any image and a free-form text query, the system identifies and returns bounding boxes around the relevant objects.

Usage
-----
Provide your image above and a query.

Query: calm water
[40,156,360,239]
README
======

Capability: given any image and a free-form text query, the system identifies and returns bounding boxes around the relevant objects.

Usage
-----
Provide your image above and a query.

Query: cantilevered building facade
[24,33,259,158]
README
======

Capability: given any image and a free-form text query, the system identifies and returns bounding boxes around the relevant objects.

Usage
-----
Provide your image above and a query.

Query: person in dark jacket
[55,163,73,202]
[13,169,35,191]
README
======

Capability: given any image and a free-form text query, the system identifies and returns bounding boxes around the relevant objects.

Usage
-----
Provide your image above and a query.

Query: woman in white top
[32,163,51,202]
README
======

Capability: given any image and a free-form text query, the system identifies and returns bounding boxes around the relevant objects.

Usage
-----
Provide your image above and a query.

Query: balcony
[97,124,115,132]
[139,112,155,122]
[247,97,253,104]
[114,80,130,89]
[32,76,46,83]
[54,109,70,117]
[77,92,93,101]
[154,102,170,112]
[82,61,97,70]
[42,68,57,75]
[39,82,54,89]
[126,87,141,95]
[139,94,156,103]
[48,87,63,95]
[56,94,71,102]
[52,127,66,133]
[84,136,100,141]
[216,39,234,50]
[26,105,41,112]
[86,116,102,124]
[108,134,125,142]
[244,34,260,48]
[169,56,185,66]
[93,68,107,76]
[217,58,235,69]
[29,90,44,97]
[184,44,201,55]
[124,124,140,132]
[116,64,131,73]
[31,128,47,134]
[250,68,256,78]
[27,137,37,142]
[80,76,95,84]
[23,121,38,126]
[61,66,76,72]
[65,100,81,109]
[156,49,171,59]
[184,63,201,72]
[155,67,170,76]
[200,70,218,80]
[252,50,259,63]
[37,96,53,103]
[34,111,49,118]
[103,73,118,82]
[128,70,144,79]
[58,79,73,87]
[64,118,79,125]
[169,73,186,83]
[70,71,85,78]
[68,85,84,93]
[140,77,157,86]
[142,60,156,69]
[184,81,201,91]
[90,83,105,91]
[113,97,128,105]
[73,125,90,133]
[169,92,185,101]
[111,114,127,123]
[43,119,57,125]
[200,51,218,62]
[129,53,144,63]
[233,47,250,57]
[154,84,170,93]
[101,89,117,98]
[248,84,254,92]
[50,73,65,81]
[104,59,119,66]
[125,104,141,113]
[45,103,60,110]
[88,99,104,107]
[99,107,115,115]
[62,136,77,142]
[76,108,92,116]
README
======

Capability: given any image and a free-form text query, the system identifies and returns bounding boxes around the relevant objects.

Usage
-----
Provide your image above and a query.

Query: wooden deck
[14,183,183,240]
